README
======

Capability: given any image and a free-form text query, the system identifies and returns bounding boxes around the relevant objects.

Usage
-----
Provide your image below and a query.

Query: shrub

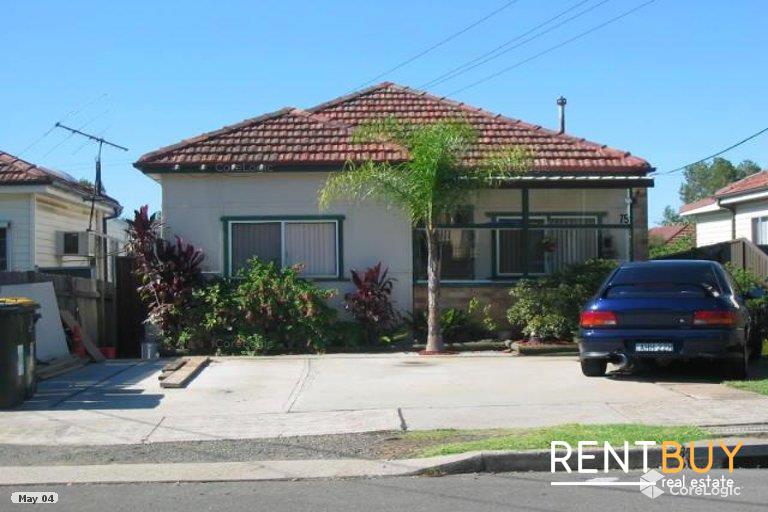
[127,205,204,342]
[725,263,768,349]
[648,233,694,259]
[506,259,618,341]
[406,306,490,344]
[725,262,764,294]
[219,332,276,356]
[344,263,399,342]
[232,258,338,353]
[467,296,498,334]
[328,320,369,350]
[176,258,339,354]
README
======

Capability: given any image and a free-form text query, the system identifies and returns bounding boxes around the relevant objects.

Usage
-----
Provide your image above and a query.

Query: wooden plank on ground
[36,355,86,380]
[162,358,186,373]
[60,310,105,362]
[160,356,210,389]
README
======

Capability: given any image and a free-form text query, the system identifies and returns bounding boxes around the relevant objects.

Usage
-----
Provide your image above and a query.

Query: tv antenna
[53,122,128,231]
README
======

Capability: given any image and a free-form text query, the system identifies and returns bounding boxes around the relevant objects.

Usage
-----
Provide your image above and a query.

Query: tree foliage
[318,117,532,351]
[126,205,204,339]
[648,234,695,259]
[319,117,531,225]
[659,205,683,226]
[679,158,761,204]
[344,262,399,342]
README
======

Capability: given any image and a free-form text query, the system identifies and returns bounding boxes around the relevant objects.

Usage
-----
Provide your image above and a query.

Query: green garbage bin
[0,297,40,408]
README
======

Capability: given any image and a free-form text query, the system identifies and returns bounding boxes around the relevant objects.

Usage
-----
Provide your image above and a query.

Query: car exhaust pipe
[610,352,629,370]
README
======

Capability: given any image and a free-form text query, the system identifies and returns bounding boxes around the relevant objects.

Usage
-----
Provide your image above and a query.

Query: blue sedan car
[578,260,758,378]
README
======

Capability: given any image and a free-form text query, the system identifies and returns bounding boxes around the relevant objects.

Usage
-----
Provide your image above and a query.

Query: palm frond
[319,116,532,227]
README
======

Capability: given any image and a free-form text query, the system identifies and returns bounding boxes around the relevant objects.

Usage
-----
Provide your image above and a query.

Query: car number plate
[635,342,674,353]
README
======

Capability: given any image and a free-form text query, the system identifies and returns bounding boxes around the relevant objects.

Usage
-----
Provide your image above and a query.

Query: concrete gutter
[3,439,767,485]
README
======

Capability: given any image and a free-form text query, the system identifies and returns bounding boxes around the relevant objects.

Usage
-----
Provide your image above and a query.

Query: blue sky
[2,0,766,226]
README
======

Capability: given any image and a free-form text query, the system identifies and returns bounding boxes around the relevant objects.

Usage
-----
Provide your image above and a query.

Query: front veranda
[412,182,650,318]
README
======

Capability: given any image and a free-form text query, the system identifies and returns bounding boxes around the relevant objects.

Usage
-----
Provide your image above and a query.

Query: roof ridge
[311,82,650,169]
[306,82,395,113]
[714,169,768,196]
[136,107,296,163]
[0,150,120,207]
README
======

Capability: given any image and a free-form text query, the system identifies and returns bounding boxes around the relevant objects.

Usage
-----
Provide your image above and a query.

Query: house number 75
[619,214,630,224]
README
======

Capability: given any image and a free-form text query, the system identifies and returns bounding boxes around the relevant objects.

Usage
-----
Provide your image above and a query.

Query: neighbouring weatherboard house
[134,82,653,314]
[680,170,768,247]
[0,151,122,280]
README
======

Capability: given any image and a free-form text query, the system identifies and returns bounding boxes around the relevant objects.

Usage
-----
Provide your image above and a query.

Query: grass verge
[407,424,711,458]
[724,379,768,395]
[724,351,768,396]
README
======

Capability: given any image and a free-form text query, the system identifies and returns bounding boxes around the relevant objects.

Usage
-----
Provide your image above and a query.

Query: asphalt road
[2,470,766,512]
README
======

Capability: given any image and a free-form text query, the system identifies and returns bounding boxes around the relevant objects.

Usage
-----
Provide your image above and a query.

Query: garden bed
[413,339,508,353]
[510,340,579,356]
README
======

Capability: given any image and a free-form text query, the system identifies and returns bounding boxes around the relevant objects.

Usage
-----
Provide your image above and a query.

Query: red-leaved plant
[344,262,398,342]
[127,205,204,339]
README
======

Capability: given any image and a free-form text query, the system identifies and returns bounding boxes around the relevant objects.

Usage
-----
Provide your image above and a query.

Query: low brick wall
[413,284,514,325]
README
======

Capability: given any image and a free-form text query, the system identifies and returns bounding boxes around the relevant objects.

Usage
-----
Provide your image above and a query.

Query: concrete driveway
[2,353,768,445]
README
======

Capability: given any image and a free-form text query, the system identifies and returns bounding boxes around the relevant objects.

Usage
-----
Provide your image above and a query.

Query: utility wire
[446,0,658,96]
[9,93,109,160]
[652,126,768,176]
[351,0,519,92]
[40,108,111,158]
[420,0,602,89]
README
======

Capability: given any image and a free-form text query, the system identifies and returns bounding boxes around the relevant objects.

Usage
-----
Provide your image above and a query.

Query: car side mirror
[744,287,766,300]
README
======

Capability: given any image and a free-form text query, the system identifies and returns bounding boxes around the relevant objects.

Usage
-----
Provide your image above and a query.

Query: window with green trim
[228,219,341,278]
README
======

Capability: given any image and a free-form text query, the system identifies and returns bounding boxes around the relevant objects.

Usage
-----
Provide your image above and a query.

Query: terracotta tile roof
[679,196,717,214]
[715,170,768,197]
[136,82,651,174]
[649,224,694,244]
[679,170,768,213]
[0,151,120,208]
[136,107,407,168]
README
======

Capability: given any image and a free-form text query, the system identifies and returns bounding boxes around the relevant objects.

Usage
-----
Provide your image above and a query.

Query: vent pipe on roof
[557,96,567,134]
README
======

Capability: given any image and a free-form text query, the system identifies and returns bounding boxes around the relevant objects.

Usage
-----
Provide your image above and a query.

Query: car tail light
[692,310,736,326]
[580,311,618,328]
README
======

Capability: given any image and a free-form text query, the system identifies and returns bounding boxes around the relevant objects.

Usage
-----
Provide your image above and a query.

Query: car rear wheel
[748,334,763,362]
[724,348,749,380]
[581,358,607,377]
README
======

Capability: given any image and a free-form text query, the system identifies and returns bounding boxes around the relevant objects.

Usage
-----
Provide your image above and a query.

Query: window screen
[753,217,768,245]
[547,216,598,270]
[285,222,337,276]
[231,222,281,272]
[230,220,339,277]
[497,215,598,275]
[497,217,545,275]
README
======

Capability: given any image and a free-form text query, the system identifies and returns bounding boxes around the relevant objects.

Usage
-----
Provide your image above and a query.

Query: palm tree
[319,117,531,353]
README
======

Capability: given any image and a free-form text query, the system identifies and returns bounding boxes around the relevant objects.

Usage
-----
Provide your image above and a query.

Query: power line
[52,123,128,233]
[40,108,111,158]
[351,0,519,92]
[446,0,658,96]
[11,93,110,159]
[420,0,603,89]
[652,126,768,177]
